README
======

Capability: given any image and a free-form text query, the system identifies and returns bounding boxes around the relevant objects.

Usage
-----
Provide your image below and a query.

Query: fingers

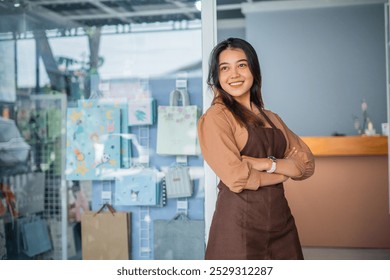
[242,155,255,160]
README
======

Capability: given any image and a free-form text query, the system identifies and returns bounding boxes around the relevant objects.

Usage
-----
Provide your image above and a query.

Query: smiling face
[218,48,254,108]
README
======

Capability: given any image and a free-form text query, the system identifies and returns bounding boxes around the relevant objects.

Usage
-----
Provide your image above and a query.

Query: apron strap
[259,109,278,129]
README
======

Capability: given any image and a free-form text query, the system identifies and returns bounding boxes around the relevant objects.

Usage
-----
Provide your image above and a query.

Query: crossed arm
[242,147,302,186]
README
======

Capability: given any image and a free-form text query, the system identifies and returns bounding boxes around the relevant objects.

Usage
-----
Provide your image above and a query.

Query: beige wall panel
[285,156,390,248]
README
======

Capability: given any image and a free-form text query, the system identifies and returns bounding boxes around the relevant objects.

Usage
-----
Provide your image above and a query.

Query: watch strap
[266,156,277,173]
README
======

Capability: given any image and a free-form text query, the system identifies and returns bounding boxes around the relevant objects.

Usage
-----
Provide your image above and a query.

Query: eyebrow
[219,59,248,67]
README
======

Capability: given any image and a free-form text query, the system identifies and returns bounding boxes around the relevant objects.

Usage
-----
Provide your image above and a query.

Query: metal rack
[138,206,151,258]
[136,125,152,258]
[1,94,68,259]
[29,94,68,260]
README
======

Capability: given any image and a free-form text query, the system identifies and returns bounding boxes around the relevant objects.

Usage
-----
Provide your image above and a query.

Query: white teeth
[230,82,243,86]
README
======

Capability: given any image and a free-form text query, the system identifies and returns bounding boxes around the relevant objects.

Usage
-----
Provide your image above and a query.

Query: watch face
[268,156,277,162]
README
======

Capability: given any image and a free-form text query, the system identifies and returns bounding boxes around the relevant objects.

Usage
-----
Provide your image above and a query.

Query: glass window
[0,0,204,260]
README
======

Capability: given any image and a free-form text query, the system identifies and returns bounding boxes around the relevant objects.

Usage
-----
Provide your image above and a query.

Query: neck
[234,96,251,111]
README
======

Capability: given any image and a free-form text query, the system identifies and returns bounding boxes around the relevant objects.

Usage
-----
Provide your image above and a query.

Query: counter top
[301,135,388,156]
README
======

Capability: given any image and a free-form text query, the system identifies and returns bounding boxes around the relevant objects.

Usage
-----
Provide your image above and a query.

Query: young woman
[198,38,315,260]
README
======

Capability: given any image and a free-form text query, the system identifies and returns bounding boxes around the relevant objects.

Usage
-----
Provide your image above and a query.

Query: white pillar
[201,0,219,243]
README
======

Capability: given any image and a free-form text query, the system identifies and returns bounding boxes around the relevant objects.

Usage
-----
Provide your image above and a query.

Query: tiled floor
[302,247,390,260]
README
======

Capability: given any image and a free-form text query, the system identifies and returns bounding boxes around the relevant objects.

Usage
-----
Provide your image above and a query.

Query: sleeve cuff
[245,170,262,190]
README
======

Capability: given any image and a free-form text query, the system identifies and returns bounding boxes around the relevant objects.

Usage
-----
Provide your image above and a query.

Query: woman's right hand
[260,173,289,187]
[281,174,289,182]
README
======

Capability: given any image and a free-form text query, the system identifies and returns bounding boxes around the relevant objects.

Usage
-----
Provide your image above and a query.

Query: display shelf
[301,135,388,156]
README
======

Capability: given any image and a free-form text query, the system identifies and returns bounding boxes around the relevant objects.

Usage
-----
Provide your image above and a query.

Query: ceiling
[0,0,274,35]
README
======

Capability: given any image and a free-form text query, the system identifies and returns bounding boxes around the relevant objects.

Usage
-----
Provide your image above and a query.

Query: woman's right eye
[220,66,229,72]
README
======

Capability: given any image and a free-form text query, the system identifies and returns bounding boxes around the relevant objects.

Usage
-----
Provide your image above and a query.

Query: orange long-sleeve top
[197,101,315,193]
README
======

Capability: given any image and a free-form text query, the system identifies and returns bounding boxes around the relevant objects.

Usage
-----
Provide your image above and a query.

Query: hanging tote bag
[81,203,131,260]
[0,219,7,260]
[128,98,156,126]
[19,216,53,257]
[15,172,45,216]
[0,117,31,176]
[156,89,200,156]
[114,167,159,206]
[78,98,132,168]
[165,165,193,198]
[153,213,205,260]
[65,107,121,180]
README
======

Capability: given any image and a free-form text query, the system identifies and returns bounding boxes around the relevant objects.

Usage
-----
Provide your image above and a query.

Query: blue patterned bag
[114,168,159,206]
[78,98,132,168]
[66,107,121,180]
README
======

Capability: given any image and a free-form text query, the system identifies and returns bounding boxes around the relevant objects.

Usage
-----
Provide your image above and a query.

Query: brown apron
[205,110,303,260]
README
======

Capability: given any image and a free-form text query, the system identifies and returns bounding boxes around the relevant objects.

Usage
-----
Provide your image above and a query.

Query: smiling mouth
[229,81,244,86]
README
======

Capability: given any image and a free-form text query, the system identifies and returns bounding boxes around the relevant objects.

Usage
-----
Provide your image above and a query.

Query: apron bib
[205,110,303,260]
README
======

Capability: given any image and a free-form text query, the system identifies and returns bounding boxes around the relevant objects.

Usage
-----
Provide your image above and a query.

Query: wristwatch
[266,156,277,173]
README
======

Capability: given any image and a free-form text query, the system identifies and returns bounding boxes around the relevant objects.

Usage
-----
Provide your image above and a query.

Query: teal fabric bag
[20,217,52,257]
[153,213,205,260]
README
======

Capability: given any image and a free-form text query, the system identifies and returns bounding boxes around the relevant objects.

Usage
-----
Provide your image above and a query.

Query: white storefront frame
[201,0,218,243]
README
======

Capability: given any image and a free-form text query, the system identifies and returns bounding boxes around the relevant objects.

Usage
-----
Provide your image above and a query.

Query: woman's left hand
[285,147,298,159]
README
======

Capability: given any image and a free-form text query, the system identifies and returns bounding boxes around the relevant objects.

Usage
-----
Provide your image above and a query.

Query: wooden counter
[301,135,388,156]
[285,135,390,249]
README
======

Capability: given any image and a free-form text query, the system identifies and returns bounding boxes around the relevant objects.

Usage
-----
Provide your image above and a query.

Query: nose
[230,68,240,78]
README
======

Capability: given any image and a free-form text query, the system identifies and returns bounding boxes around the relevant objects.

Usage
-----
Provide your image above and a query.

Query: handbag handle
[94,203,116,216]
[172,212,189,221]
[169,89,190,106]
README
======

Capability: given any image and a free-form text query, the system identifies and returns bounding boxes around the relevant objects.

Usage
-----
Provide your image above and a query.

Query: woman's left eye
[238,63,247,68]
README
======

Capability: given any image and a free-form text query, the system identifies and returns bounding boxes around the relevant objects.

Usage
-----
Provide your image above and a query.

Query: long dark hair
[208,37,264,127]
